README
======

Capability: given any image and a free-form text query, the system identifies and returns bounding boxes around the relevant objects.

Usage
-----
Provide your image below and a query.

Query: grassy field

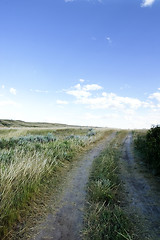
[83,130,137,240]
[0,119,74,128]
[0,125,110,239]
[0,120,139,239]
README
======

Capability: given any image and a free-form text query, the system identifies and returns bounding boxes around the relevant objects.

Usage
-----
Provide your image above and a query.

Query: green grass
[0,134,89,238]
[0,124,99,139]
[83,131,135,240]
[0,119,69,128]
[134,125,160,175]
[0,127,112,239]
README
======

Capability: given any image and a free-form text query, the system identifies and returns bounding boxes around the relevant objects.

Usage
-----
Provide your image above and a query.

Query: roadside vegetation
[0,127,108,239]
[83,131,137,240]
[134,125,160,175]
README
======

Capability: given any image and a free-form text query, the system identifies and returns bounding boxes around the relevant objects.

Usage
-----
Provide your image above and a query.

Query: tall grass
[0,128,111,238]
[0,135,89,238]
[0,127,89,139]
[83,131,135,240]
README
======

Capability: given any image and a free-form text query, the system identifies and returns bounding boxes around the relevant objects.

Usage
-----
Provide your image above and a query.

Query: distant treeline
[134,125,160,175]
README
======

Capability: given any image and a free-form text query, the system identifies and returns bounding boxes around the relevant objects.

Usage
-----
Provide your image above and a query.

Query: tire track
[120,133,160,240]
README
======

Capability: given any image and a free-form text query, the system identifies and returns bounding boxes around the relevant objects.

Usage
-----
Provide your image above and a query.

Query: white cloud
[47,82,160,129]
[64,0,74,2]
[30,89,48,93]
[76,93,145,110]
[83,84,103,91]
[141,0,155,7]
[149,92,160,102]
[74,84,81,90]
[102,92,107,97]
[80,108,160,129]
[1,85,5,89]
[56,100,69,105]
[67,90,91,98]
[65,83,151,111]
[120,84,131,90]
[65,0,102,2]
[106,36,112,44]
[0,100,19,107]
[10,88,16,95]
[66,83,102,99]
[79,79,85,83]
[35,89,48,93]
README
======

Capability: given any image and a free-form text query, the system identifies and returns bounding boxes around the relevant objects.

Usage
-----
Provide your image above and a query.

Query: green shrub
[86,129,96,137]
[0,133,57,150]
[134,125,160,175]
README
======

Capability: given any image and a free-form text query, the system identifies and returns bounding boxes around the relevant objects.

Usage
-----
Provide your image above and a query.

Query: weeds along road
[120,133,160,240]
[31,132,117,240]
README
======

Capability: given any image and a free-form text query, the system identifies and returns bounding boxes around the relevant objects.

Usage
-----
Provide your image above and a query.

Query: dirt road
[31,132,116,240]
[120,133,160,240]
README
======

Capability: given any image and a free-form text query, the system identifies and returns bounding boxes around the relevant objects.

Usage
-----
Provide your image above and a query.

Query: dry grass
[0,127,112,239]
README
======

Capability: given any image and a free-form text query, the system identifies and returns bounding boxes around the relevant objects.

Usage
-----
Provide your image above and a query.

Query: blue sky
[0,0,160,129]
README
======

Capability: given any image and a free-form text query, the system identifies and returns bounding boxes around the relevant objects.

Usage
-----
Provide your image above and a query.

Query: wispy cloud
[120,84,131,90]
[106,36,112,44]
[10,88,16,95]
[0,100,19,107]
[56,100,69,105]
[67,89,91,98]
[141,0,155,7]
[65,0,103,3]
[30,89,48,93]
[83,84,102,91]
[1,85,5,89]
[64,0,74,2]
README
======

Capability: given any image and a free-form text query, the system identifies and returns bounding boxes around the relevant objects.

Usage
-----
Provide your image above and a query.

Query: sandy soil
[31,132,116,240]
[119,133,160,240]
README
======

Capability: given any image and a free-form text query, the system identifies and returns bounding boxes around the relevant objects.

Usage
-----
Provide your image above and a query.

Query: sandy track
[120,133,160,240]
[31,132,116,240]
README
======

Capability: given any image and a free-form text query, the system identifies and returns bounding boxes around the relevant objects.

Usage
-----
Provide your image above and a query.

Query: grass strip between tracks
[83,131,136,240]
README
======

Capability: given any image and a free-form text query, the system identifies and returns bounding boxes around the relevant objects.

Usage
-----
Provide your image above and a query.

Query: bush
[86,129,96,137]
[134,125,160,175]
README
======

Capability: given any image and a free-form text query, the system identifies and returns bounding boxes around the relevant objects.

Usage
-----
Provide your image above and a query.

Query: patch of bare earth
[119,133,160,240]
[29,132,116,240]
